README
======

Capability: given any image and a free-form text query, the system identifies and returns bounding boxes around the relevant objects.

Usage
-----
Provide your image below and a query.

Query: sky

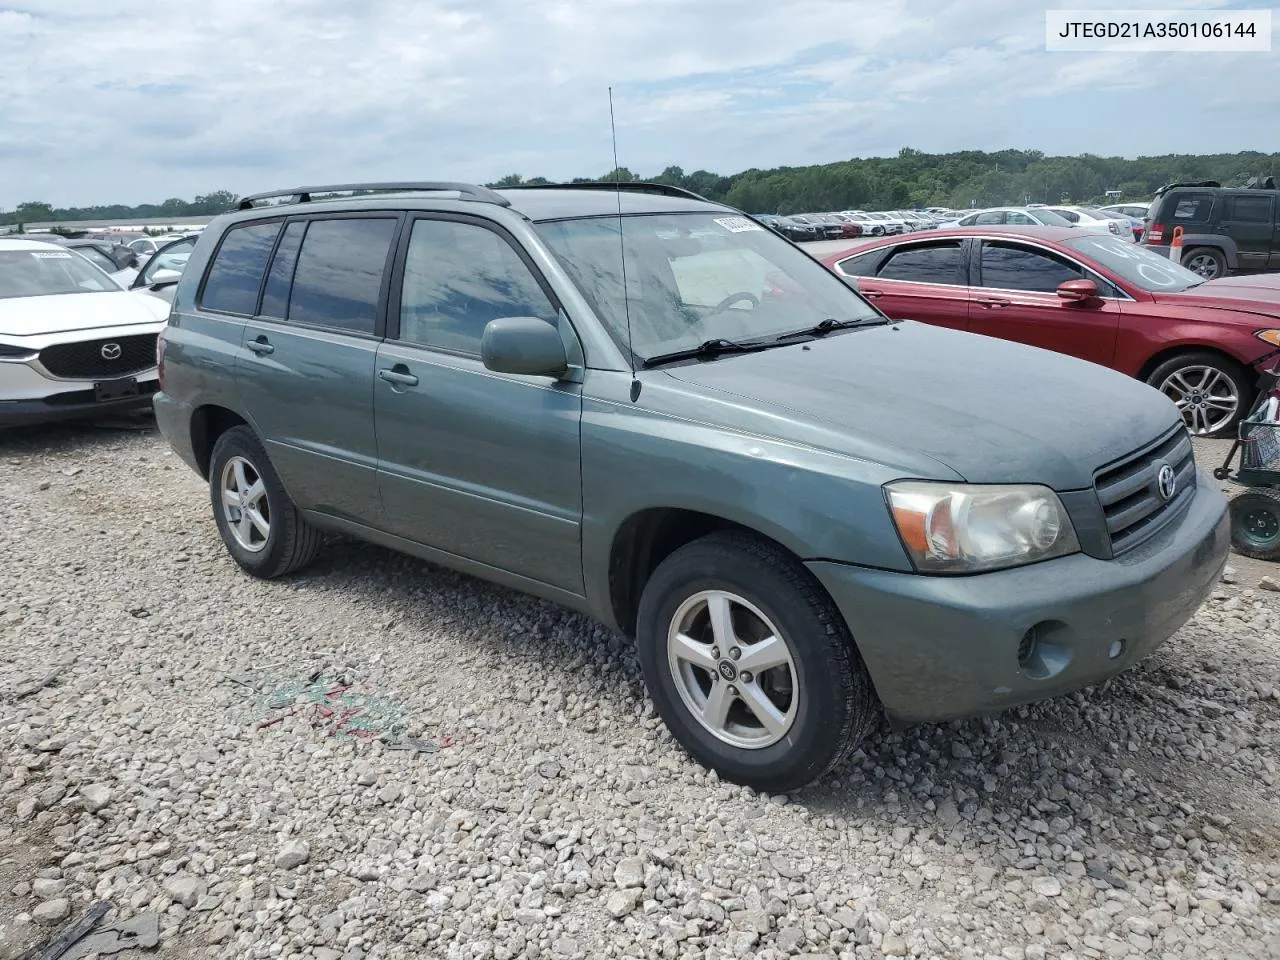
[0,0,1276,210]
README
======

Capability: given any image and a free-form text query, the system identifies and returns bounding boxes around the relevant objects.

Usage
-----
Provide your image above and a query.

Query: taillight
[156,326,167,391]
[1147,223,1165,243]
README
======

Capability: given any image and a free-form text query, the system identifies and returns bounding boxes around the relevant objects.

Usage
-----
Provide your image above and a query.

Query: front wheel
[1146,351,1252,438]
[635,531,879,792]
[1230,489,1280,560]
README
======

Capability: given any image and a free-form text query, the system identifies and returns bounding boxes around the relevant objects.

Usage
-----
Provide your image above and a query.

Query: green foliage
[6,148,1278,227]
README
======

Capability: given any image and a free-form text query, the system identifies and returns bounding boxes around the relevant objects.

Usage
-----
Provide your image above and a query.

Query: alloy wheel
[220,455,271,552]
[666,590,799,749]
[1185,253,1222,279]
[1158,365,1239,435]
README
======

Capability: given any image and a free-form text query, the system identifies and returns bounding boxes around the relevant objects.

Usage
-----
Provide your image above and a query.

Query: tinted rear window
[1168,194,1214,221]
[286,218,397,335]
[201,221,281,315]
[259,220,306,320]
[1226,195,1274,223]
[877,242,964,284]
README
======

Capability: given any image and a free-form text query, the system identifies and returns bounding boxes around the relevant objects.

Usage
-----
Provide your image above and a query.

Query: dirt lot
[1,421,1278,960]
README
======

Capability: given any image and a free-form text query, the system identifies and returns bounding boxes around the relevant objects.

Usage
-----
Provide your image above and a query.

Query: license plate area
[94,377,139,402]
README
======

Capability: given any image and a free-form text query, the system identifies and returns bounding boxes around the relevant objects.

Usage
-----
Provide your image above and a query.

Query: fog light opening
[1017,620,1073,681]
[1017,628,1038,668]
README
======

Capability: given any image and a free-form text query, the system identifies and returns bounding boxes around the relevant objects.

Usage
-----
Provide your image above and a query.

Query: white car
[941,207,1109,234]
[1101,202,1151,220]
[864,212,909,234]
[0,238,170,426]
[837,212,891,236]
[1042,206,1135,242]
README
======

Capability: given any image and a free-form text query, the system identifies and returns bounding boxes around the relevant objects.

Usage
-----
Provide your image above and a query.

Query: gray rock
[163,874,203,908]
[79,783,112,813]
[776,926,804,951]
[605,888,641,918]
[613,858,645,889]
[276,839,310,869]
[32,899,70,924]
[31,878,66,900]
[881,933,908,956]
[1032,876,1062,897]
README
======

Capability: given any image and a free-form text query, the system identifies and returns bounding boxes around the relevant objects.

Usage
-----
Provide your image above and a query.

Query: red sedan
[822,226,1280,436]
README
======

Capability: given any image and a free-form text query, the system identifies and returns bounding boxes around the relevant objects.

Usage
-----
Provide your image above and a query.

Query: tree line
[6,149,1278,225]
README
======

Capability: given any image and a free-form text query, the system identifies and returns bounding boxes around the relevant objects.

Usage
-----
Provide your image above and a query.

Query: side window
[259,221,306,320]
[980,242,1083,293]
[876,242,964,284]
[286,218,397,335]
[1004,211,1036,225]
[834,251,881,277]
[1226,195,1273,223]
[1047,209,1078,223]
[974,211,1005,225]
[397,219,557,356]
[201,222,281,315]
[1170,194,1214,221]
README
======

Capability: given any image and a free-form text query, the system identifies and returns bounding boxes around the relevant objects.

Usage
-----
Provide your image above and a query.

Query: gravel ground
[1,422,1278,960]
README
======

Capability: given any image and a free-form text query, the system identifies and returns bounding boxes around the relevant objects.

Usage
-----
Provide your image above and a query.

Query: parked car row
[755,208,959,242]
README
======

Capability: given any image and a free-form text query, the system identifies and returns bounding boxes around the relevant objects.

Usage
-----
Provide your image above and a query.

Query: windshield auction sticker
[714,216,765,233]
[1046,9,1271,51]
[30,251,73,259]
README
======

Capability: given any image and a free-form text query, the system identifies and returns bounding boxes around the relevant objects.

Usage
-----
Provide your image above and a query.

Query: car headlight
[1254,329,1280,347]
[885,481,1080,574]
[0,342,38,362]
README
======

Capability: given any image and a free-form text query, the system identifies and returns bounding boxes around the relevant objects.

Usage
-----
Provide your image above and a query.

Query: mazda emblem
[1156,463,1177,502]
[100,342,122,360]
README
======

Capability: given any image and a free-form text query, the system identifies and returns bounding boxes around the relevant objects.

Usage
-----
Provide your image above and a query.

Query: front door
[854,238,971,332]
[968,239,1121,368]
[234,214,401,525]
[373,215,584,594]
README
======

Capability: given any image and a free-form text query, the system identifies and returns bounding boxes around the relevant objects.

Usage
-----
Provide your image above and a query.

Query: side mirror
[1057,278,1100,303]
[481,317,568,378]
[148,268,182,290]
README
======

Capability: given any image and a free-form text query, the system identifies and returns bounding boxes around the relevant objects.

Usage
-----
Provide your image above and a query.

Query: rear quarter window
[1167,194,1215,222]
[200,221,282,315]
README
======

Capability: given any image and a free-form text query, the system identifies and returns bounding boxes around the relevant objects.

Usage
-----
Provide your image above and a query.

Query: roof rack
[499,181,712,203]
[235,181,511,211]
[1153,179,1222,196]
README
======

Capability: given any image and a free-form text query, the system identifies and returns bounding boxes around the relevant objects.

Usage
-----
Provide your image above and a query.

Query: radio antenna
[609,86,641,402]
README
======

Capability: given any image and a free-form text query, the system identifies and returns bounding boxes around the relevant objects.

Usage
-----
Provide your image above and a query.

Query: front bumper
[807,469,1229,724]
[0,379,158,426]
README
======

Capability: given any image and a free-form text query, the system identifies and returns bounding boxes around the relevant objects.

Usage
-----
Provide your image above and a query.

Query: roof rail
[499,181,712,203]
[235,181,511,211]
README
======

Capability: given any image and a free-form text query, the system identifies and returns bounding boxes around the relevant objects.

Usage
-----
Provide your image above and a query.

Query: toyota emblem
[1156,463,1177,502]
[100,342,122,360]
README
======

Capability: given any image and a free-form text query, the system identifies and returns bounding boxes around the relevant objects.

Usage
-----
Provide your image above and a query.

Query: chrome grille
[1095,426,1195,555]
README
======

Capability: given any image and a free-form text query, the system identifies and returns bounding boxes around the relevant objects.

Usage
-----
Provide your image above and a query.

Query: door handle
[378,367,419,387]
[247,337,274,355]
[974,297,1011,308]
[861,289,884,299]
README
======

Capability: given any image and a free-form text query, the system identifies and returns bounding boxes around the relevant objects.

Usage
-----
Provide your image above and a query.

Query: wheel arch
[1136,343,1252,384]
[190,404,250,480]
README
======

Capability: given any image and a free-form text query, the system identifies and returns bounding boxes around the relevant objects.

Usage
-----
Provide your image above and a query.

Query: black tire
[1181,246,1227,280]
[208,425,323,578]
[635,530,879,792]
[1144,351,1253,438]
[1229,489,1280,561]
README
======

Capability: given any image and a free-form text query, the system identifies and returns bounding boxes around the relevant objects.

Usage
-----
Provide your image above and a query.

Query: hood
[0,290,168,337]
[663,321,1180,490]
[1152,274,1280,319]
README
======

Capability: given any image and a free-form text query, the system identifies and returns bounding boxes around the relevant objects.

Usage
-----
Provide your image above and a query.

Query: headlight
[885,481,1080,574]
[1255,329,1280,347]
[0,342,38,362]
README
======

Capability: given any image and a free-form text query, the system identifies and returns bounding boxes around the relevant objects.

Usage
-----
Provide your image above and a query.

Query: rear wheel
[1181,246,1226,280]
[209,426,323,578]
[1146,351,1252,438]
[635,531,879,792]
[1230,489,1280,560]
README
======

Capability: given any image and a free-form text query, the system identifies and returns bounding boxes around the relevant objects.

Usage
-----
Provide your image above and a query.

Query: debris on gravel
[1,428,1278,960]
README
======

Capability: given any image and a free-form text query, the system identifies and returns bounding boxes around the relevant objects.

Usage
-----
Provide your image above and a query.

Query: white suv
[0,239,170,426]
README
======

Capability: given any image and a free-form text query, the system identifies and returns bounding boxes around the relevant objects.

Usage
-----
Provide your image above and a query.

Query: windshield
[0,248,120,299]
[1029,208,1073,226]
[1064,234,1204,292]
[536,212,883,362]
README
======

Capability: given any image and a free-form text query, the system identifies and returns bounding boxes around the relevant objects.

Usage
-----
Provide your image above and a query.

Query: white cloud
[0,0,1275,209]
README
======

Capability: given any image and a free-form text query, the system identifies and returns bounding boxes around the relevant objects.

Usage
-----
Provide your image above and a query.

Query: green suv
[1143,178,1280,279]
[154,181,1230,791]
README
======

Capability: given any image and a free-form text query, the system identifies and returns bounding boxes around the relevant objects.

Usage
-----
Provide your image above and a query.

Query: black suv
[1143,178,1280,280]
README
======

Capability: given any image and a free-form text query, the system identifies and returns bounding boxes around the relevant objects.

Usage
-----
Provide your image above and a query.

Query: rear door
[1222,193,1275,270]
[834,239,970,331]
[373,214,584,592]
[232,214,401,526]
[968,239,1122,367]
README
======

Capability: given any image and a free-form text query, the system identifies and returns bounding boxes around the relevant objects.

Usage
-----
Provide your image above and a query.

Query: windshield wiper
[774,317,888,341]
[641,338,772,369]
